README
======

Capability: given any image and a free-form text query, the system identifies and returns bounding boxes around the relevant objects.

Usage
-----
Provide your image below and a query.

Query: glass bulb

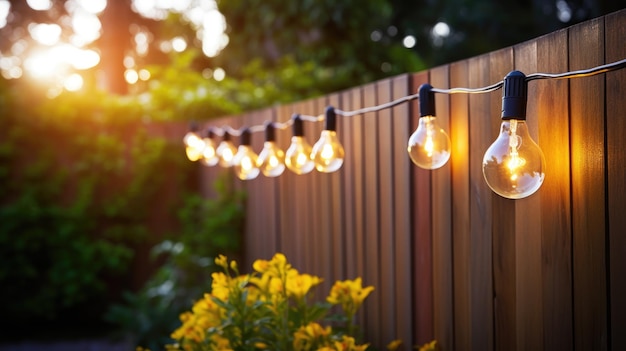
[311,130,345,172]
[257,141,285,177]
[407,116,451,169]
[482,119,546,199]
[285,136,315,175]
[216,140,237,167]
[232,145,260,180]
[201,137,218,166]
[183,131,205,162]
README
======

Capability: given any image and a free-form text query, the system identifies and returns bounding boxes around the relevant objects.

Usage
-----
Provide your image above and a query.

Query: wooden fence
[197,9,626,351]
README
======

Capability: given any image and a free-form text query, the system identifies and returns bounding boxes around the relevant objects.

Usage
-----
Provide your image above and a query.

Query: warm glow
[132,0,228,58]
[26,0,52,11]
[70,49,100,70]
[312,130,345,173]
[286,136,314,175]
[407,116,451,170]
[138,69,151,80]
[424,135,434,157]
[321,144,334,160]
[258,141,285,177]
[29,23,62,46]
[125,69,139,84]
[71,9,102,44]
[64,73,83,91]
[75,0,107,14]
[172,36,187,52]
[0,1,9,29]
[296,153,308,166]
[24,49,61,78]
[213,67,225,81]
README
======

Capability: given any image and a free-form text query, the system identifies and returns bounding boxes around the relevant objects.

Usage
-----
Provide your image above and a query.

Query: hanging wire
[334,92,420,117]
[199,58,626,136]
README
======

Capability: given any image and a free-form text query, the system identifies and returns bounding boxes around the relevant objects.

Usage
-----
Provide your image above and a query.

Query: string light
[257,122,286,177]
[312,106,345,173]
[201,129,219,166]
[407,84,451,170]
[285,114,315,175]
[185,58,626,199]
[183,123,204,162]
[215,131,237,167]
[482,71,545,199]
[232,128,260,180]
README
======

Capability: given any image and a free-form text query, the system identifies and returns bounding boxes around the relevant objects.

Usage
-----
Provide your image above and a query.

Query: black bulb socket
[324,106,337,131]
[501,70,527,120]
[292,114,304,137]
[419,84,436,117]
[265,121,276,142]
[222,131,231,141]
[240,128,251,146]
[189,121,200,132]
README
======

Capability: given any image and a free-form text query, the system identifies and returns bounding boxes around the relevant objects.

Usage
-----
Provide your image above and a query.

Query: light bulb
[407,84,451,169]
[216,132,237,167]
[201,130,218,166]
[483,119,545,199]
[312,106,344,172]
[232,129,260,180]
[482,70,546,199]
[257,122,285,177]
[285,114,315,175]
[183,129,205,162]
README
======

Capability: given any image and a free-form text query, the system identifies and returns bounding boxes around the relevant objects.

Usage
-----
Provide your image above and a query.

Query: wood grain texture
[340,88,356,279]
[569,16,608,351]
[605,10,626,351]
[350,85,367,330]
[449,60,471,351]
[513,40,545,351]
[410,72,433,345]
[391,74,414,349]
[467,54,494,351]
[362,81,381,346]
[328,93,345,283]
[535,27,573,351]
[376,78,396,346]
[429,65,454,351]
[488,47,517,351]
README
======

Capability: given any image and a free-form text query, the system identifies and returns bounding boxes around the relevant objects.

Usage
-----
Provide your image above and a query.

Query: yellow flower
[417,340,438,351]
[293,322,332,351]
[387,339,403,350]
[333,335,369,351]
[287,272,323,300]
[215,254,229,270]
[253,253,292,278]
[327,278,374,317]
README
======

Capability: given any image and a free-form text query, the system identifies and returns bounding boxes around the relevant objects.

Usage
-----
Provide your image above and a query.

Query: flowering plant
[167,253,374,351]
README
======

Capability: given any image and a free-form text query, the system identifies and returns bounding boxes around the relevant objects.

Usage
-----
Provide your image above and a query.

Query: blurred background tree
[0,0,624,347]
[1,0,623,110]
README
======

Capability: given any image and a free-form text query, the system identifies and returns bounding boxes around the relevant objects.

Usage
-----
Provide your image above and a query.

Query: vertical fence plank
[410,72,433,345]
[468,54,494,351]
[391,74,414,349]
[429,65,454,351]
[513,41,544,351]
[328,93,345,283]
[569,17,608,350]
[450,60,471,351]
[487,47,516,351]
[277,104,298,261]
[302,98,320,275]
[340,89,356,279]
[350,85,367,330]
[605,10,626,351]
[376,78,396,346]
[243,111,261,261]
[362,82,381,347]
[536,27,573,351]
